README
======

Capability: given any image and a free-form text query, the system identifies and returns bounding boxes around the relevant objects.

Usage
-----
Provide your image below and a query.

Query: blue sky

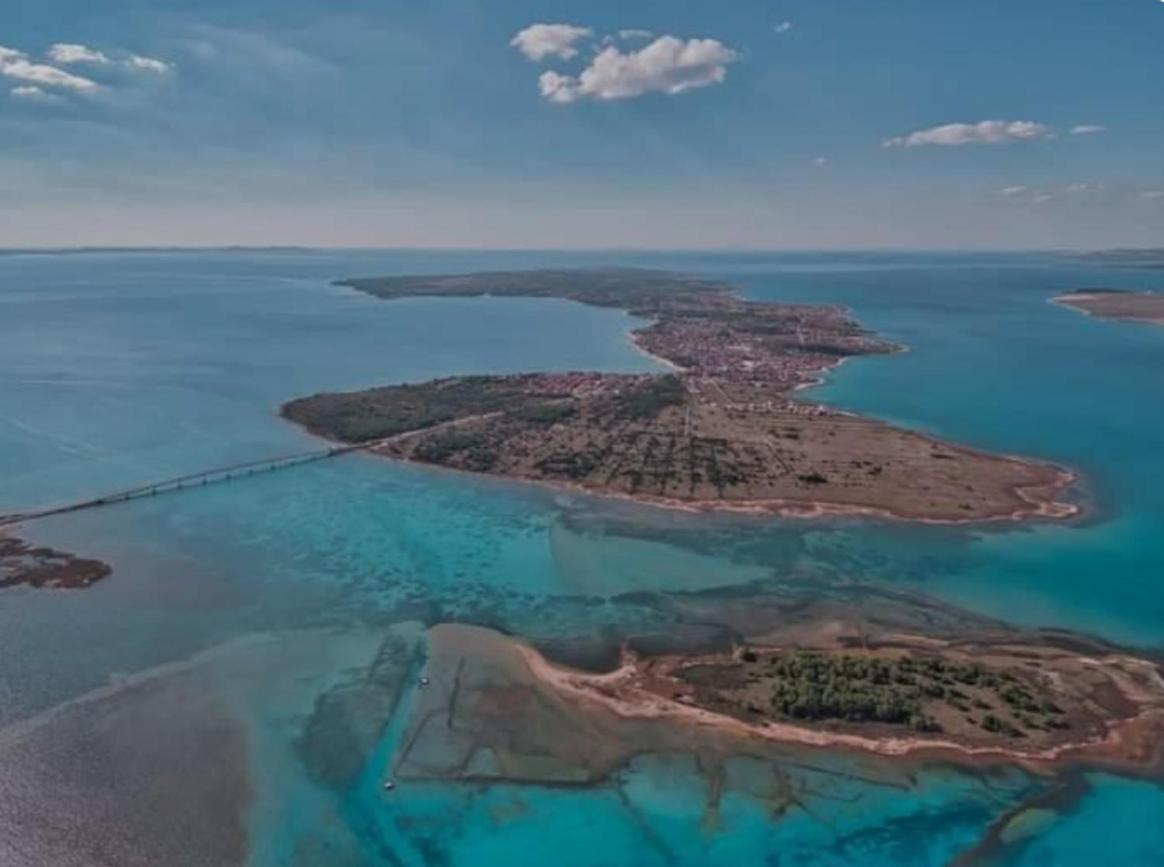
[2,0,1162,249]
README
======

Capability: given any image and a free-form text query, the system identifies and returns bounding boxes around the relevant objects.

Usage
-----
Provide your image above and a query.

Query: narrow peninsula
[283,269,1076,523]
[1053,289,1164,327]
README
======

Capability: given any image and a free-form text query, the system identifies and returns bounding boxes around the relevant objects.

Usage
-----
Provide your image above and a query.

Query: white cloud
[48,43,110,65]
[537,35,737,104]
[10,84,60,102]
[618,29,653,41]
[1070,124,1105,135]
[510,24,593,61]
[51,43,171,73]
[1033,193,1056,204]
[1141,190,1164,200]
[812,156,827,166]
[775,21,794,34]
[1001,185,1028,196]
[0,41,173,103]
[537,70,576,104]
[126,54,172,73]
[1065,181,1104,194]
[0,46,99,92]
[884,120,1053,148]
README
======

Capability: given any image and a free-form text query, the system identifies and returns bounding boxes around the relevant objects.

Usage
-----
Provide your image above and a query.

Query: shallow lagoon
[1,250,1162,865]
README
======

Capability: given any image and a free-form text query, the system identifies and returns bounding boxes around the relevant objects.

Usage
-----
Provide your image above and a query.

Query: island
[1053,289,1164,327]
[283,269,1077,523]
[514,629,1164,770]
[0,532,111,590]
[391,619,1164,788]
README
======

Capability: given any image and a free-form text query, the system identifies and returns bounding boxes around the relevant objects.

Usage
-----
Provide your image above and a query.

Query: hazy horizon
[0,243,1148,255]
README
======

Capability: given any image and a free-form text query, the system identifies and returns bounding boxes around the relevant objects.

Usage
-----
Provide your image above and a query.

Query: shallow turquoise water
[1,250,1162,865]
[735,257,1164,646]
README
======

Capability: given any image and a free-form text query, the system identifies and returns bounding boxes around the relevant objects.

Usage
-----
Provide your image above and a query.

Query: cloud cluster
[510,24,592,61]
[3,41,172,102]
[126,55,172,73]
[50,41,172,73]
[48,43,110,65]
[1000,181,1162,206]
[0,45,99,93]
[775,21,794,34]
[513,24,738,104]
[1069,124,1105,136]
[884,120,1052,148]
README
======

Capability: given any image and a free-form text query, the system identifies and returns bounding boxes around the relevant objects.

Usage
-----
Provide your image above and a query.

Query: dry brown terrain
[284,269,1077,523]
[1054,290,1164,326]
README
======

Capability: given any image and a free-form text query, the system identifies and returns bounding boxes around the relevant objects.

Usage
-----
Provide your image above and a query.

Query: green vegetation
[412,431,497,471]
[609,374,686,421]
[282,368,683,452]
[534,451,600,480]
[339,268,732,313]
[766,651,939,731]
[282,376,561,443]
[998,683,1067,729]
[506,400,578,425]
[750,651,1066,738]
[981,714,1022,737]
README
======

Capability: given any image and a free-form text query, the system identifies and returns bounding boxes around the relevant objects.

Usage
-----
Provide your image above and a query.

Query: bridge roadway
[0,439,386,529]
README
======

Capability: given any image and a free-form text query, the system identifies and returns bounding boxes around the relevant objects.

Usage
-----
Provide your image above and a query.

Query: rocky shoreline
[0,533,111,591]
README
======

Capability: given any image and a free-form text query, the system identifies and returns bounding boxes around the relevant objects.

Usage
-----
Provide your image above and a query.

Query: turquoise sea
[1,250,1162,865]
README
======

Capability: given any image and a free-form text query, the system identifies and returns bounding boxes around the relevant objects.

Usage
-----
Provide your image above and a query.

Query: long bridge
[0,439,386,530]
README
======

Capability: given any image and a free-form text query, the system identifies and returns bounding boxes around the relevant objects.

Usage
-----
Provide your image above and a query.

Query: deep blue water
[1,250,1162,865]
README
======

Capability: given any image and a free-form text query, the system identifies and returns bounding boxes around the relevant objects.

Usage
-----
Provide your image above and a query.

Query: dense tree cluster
[610,375,686,421]
[767,652,939,731]
[282,376,542,442]
[506,401,578,425]
[342,268,732,312]
[759,651,1067,737]
[413,431,497,471]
